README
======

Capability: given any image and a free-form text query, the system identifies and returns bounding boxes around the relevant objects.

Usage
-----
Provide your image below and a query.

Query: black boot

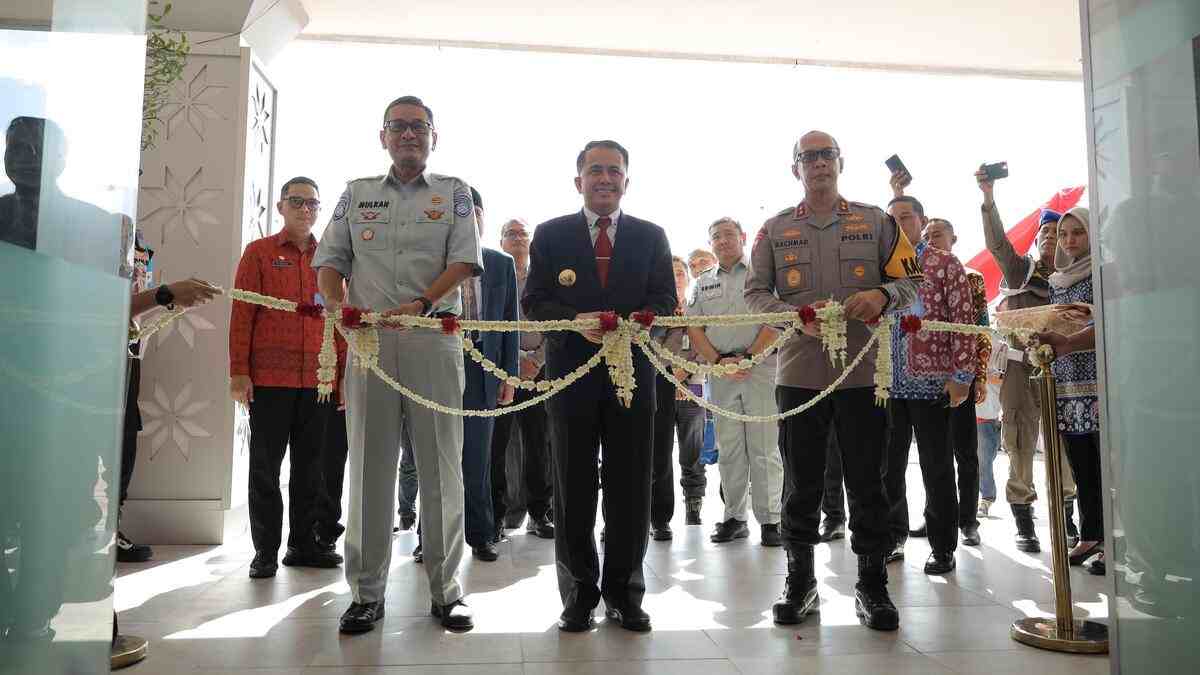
[772,546,819,625]
[854,552,899,631]
[1063,500,1079,548]
[1011,503,1041,553]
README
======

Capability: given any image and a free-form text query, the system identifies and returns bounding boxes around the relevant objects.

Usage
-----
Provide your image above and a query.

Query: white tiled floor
[115,453,1111,674]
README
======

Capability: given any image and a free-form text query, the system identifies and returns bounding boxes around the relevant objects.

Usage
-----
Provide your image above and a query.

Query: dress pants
[548,353,654,612]
[948,379,980,529]
[316,408,348,543]
[1002,361,1076,503]
[822,426,846,523]
[710,364,783,525]
[248,386,327,554]
[490,383,553,522]
[462,359,498,547]
[1062,432,1104,541]
[119,356,142,509]
[651,374,706,526]
[343,330,465,605]
[884,397,959,554]
[395,428,418,517]
[777,386,891,555]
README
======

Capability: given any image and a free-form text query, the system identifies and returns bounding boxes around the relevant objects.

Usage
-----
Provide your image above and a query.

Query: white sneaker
[976,500,992,518]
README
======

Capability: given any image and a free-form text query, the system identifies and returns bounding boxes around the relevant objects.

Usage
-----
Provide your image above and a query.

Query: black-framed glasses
[285,196,321,211]
[501,229,529,240]
[382,119,433,135]
[796,147,840,164]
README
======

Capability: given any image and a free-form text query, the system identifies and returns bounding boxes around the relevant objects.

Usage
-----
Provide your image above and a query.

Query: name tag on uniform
[700,282,723,299]
[271,256,293,268]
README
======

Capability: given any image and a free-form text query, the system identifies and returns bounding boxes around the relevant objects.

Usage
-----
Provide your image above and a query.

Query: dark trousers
[396,427,418,516]
[315,408,348,543]
[1063,432,1104,541]
[777,386,891,555]
[651,374,707,526]
[462,361,498,547]
[948,381,980,529]
[490,382,553,522]
[884,398,959,554]
[119,357,141,509]
[822,426,845,523]
[248,386,327,554]
[549,362,653,611]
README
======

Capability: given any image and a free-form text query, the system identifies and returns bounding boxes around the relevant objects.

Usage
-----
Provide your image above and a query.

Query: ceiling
[297,0,1085,80]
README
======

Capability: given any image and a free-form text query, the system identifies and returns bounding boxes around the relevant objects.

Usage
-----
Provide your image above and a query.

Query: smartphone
[885,154,908,176]
[981,161,1009,180]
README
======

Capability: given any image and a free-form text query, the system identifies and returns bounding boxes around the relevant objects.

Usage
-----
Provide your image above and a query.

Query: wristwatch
[155,284,175,310]
[412,296,433,316]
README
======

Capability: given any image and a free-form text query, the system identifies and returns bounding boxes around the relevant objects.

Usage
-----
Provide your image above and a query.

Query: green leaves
[142,3,190,151]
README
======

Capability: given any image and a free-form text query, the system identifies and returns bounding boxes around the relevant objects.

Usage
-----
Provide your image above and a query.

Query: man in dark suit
[522,140,676,633]
[459,187,519,560]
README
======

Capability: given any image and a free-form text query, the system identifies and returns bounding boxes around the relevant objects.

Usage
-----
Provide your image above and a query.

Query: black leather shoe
[558,605,595,632]
[282,547,342,568]
[526,514,555,539]
[818,519,846,542]
[431,599,474,632]
[604,603,651,632]
[1012,503,1041,553]
[249,551,277,578]
[116,531,153,563]
[885,542,905,564]
[924,551,956,575]
[472,542,499,562]
[909,522,928,538]
[339,601,384,634]
[398,511,416,532]
[710,518,749,543]
[1069,541,1103,566]
[651,523,673,541]
[961,525,982,547]
[412,543,423,564]
[760,524,782,547]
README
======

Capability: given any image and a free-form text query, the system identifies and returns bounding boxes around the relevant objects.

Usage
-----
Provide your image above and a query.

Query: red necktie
[594,216,613,288]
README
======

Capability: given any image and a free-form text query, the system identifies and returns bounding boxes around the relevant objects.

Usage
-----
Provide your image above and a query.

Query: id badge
[682,333,690,350]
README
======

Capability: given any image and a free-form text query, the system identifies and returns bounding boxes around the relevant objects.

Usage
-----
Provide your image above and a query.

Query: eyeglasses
[501,230,529,240]
[285,197,321,211]
[382,119,433,135]
[795,147,840,164]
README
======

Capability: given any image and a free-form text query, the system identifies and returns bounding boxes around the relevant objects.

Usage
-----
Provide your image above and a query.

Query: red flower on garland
[598,311,619,333]
[631,311,656,328]
[900,315,922,334]
[341,305,365,329]
[441,315,460,335]
[866,316,881,327]
[297,302,324,318]
[798,305,817,324]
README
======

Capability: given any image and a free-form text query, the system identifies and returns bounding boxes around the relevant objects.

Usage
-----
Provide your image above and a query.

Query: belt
[432,311,458,319]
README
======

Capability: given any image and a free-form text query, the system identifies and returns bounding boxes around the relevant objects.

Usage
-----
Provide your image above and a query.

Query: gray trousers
[344,330,466,605]
[709,363,784,525]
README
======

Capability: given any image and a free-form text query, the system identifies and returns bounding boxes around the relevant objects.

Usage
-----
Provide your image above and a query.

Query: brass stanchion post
[1010,346,1108,653]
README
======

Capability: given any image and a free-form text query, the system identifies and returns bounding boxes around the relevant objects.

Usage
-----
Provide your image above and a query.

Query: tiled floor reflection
[116,454,1110,674]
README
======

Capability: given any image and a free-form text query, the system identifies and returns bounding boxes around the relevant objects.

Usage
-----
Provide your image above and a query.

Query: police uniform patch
[782,228,804,238]
[333,190,351,221]
[431,195,444,206]
[784,252,798,263]
[359,210,382,221]
[453,188,472,218]
[793,203,808,219]
[361,228,375,241]
[424,209,445,220]
[854,265,866,278]
[787,268,803,287]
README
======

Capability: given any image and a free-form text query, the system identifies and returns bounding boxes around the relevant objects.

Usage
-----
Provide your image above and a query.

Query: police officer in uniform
[314,95,483,634]
[745,130,921,631]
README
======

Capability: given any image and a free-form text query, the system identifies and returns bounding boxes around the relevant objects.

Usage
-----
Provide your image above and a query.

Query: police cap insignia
[453,188,472,218]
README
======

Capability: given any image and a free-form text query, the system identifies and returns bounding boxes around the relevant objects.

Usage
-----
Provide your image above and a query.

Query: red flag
[965,186,1086,302]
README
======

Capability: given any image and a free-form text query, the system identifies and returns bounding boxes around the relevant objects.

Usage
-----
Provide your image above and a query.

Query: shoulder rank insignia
[793,202,808,220]
[837,199,852,215]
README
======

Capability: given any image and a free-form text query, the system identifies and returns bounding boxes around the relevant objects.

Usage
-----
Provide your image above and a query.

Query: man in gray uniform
[314,95,483,634]
[687,217,783,547]
[745,130,921,631]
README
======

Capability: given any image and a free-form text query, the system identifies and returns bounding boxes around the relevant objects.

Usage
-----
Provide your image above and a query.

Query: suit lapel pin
[558,269,577,287]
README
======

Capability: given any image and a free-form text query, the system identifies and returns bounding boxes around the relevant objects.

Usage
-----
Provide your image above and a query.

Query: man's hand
[672,367,690,400]
[519,355,541,380]
[718,356,749,382]
[498,382,515,406]
[1033,330,1069,359]
[231,375,253,406]
[1054,303,1092,324]
[975,379,987,405]
[946,379,970,408]
[382,300,424,330]
[170,278,221,308]
[844,289,887,323]
[975,168,995,207]
[890,170,911,199]
[575,311,606,344]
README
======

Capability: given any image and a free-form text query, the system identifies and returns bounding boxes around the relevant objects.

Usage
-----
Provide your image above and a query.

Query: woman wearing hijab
[1036,206,1104,573]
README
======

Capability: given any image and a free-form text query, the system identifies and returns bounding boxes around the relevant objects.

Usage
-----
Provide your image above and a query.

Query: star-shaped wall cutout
[249,84,272,155]
[162,64,227,141]
[139,166,223,246]
[140,381,211,461]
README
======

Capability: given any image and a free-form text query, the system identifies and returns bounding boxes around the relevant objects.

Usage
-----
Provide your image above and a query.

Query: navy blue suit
[522,210,676,612]
[462,247,519,546]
